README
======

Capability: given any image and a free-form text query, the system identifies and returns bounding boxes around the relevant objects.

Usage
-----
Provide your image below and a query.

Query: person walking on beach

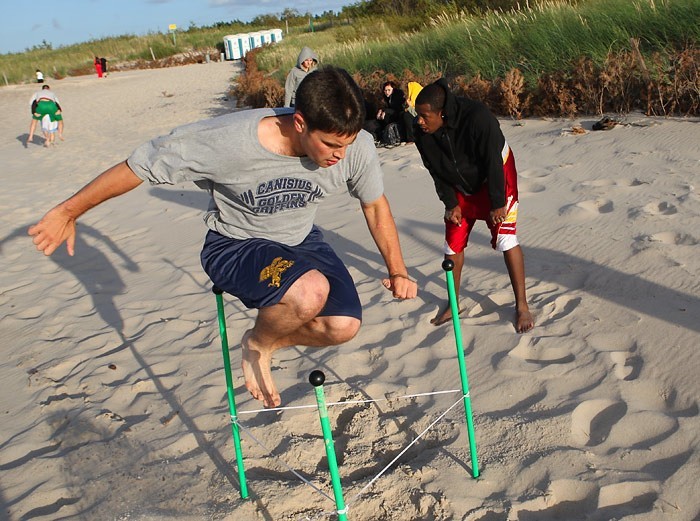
[40,114,59,146]
[35,69,44,83]
[94,56,103,78]
[29,66,418,409]
[413,78,534,333]
[284,47,318,107]
[27,84,64,146]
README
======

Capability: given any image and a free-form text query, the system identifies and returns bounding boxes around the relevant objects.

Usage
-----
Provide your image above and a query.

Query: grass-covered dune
[249,0,699,117]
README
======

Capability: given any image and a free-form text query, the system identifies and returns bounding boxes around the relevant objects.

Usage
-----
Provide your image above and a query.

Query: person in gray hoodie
[284,47,319,107]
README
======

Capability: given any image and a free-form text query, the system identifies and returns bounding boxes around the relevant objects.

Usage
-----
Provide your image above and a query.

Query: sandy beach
[1,61,699,521]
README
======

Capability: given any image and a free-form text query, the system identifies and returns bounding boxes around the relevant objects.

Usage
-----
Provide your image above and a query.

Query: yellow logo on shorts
[260,257,295,288]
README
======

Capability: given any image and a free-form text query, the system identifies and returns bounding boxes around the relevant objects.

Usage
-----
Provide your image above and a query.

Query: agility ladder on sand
[211,260,479,518]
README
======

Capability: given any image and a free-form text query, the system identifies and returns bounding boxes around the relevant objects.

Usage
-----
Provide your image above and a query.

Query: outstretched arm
[361,195,418,299]
[28,161,143,256]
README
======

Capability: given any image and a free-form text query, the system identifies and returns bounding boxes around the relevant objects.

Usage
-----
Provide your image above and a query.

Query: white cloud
[209,0,238,6]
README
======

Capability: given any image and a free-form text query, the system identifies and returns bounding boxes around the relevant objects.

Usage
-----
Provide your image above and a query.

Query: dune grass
[250,0,699,116]
[262,0,698,85]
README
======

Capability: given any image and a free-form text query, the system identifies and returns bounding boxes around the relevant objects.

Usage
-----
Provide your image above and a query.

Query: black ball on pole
[309,370,326,387]
[442,259,454,272]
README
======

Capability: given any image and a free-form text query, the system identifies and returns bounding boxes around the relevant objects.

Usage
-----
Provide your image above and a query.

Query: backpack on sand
[381,122,401,147]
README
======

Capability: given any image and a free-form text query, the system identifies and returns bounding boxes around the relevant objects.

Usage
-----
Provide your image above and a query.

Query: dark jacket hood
[435,78,460,131]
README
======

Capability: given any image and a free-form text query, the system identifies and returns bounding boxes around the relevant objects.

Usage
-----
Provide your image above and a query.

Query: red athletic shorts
[444,145,520,254]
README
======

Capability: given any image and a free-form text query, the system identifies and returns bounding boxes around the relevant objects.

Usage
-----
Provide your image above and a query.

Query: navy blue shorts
[200,226,362,320]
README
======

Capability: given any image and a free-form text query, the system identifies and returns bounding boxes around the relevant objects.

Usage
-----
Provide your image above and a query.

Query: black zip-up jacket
[414,78,507,211]
[381,87,407,125]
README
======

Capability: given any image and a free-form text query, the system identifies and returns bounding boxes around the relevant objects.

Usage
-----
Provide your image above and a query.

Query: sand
[0,61,698,521]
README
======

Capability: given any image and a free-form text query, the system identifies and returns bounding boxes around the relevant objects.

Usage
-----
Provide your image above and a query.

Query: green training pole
[309,371,348,521]
[213,286,249,499]
[442,260,480,478]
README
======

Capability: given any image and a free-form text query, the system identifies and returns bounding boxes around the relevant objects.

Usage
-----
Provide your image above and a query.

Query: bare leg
[503,245,534,333]
[58,120,65,140]
[28,119,38,145]
[431,251,464,326]
[241,270,361,407]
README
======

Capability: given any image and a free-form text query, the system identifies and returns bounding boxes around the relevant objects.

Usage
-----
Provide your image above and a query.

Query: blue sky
[1,0,356,54]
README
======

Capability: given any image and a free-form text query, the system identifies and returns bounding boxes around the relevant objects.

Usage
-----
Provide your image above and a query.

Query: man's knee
[323,316,361,344]
[286,270,331,321]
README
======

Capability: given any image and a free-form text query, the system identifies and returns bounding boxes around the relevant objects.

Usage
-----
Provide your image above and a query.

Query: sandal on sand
[592,116,620,131]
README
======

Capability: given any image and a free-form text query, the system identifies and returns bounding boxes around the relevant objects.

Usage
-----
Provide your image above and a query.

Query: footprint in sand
[491,293,581,373]
[586,333,642,381]
[609,351,642,381]
[507,479,598,520]
[507,479,659,520]
[465,290,514,324]
[558,198,614,219]
[646,231,698,246]
[518,168,551,179]
[644,201,678,215]
[570,398,627,446]
[493,333,579,376]
[597,481,659,513]
[578,178,648,190]
[579,179,617,188]
[517,179,546,194]
[628,200,678,218]
[632,232,700,253]
[604,410,678,450]
[538,295,582,326]
[508,335,575,365]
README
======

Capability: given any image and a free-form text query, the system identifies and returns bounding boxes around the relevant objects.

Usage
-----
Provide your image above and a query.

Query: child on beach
[40,114,58,147]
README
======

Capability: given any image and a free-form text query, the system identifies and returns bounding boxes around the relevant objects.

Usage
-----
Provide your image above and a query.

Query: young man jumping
[29,67,418,408]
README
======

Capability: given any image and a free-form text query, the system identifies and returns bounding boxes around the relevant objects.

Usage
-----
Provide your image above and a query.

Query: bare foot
[241,330,281,408]
[430,304,464,326]
[516,308,534,333]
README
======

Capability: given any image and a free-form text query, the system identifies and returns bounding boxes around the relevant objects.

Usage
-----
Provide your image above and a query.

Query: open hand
[28,206,77,256]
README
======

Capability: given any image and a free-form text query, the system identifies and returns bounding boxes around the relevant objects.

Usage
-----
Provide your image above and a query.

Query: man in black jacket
[414,78,534,333]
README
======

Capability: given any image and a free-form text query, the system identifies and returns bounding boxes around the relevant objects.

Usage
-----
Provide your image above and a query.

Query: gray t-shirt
[127,108,384,246]
[30,90,60,108]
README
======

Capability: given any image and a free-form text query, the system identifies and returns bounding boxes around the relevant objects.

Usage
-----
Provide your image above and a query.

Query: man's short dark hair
[415,81,446,112]
[294,66,365,136]
[42,84,50,90]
